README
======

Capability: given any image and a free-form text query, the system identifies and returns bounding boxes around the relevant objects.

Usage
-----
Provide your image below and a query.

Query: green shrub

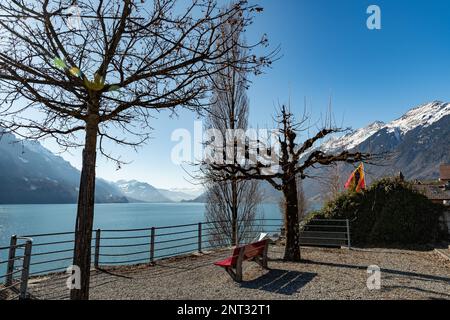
[310,177,447,246]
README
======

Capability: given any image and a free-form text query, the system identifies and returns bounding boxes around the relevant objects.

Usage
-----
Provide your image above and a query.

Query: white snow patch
[321,121,385,152]
[320,101,450,152]
[385,101,450,134]
[18,156,29,163]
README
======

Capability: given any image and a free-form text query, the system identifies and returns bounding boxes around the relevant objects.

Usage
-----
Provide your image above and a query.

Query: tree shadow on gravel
[383,285,450,298]
[303,260,450,284]
[240,269,316,295]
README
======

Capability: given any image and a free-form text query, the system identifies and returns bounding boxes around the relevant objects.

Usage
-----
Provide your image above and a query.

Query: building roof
[414,184,450,201]
[440,164,450,181]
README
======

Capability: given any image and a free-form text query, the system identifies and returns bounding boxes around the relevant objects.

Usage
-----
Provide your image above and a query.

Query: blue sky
[41,0,450,189]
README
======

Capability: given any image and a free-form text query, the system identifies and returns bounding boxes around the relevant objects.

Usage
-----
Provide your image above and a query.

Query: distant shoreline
[0,201,207,206]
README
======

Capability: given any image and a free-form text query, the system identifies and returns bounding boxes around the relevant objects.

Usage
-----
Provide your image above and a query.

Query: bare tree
[319,163,344,203]
[203,1,262,247]
[205,105,375,261]
[0,0,275,299]
[205,179,262,246]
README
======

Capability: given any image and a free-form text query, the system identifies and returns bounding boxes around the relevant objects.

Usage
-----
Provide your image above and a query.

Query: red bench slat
[214,240,268,268]
[214,257,233,267]
[214,246,241,267]
[242,240,267,260]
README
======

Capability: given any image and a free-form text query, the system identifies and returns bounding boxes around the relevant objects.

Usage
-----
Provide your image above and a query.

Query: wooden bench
[214,239,269,282]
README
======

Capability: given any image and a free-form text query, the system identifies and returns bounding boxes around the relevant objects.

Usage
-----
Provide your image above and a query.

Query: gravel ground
[19,245,450,300]
[435,248,450,261]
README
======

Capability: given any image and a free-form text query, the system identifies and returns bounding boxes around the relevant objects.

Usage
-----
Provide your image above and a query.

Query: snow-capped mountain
[299,101,450,205]
[321,101,450,153]
[321,121,386,152]
[114,180,173,203]
[1,101,448,205]
[301,101,450,204]
[0,130,200,204]
[166,188,204,199]
[0,132,127,204]
[114,180,201,202]
[385,101,450,134]
[157,188,202,202]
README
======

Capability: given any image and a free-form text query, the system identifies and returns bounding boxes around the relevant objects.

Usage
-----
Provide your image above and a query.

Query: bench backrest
[228,239,268,266]
[231,239,268,265]
[242,239,268,260]
[229,246,242,266]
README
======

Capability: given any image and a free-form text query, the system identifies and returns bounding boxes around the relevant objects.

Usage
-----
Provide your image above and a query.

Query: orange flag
[344,163,366,192]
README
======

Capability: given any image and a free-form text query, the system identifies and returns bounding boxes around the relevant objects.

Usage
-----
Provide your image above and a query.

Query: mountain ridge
[301,101,450,204]
[0,132,128,204]
[0,101,448,205]
[321,101,450,153]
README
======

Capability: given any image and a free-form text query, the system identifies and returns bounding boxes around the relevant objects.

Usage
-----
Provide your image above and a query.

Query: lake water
[0,203,282,279]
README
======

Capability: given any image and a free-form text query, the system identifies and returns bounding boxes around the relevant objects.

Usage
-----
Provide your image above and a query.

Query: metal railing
[0,236,33,300]
[299,219,351,248]
[93,219,281,267]
[0,218,350,300]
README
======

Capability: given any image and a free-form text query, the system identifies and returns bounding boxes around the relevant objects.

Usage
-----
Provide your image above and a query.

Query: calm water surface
[0,203,281,278]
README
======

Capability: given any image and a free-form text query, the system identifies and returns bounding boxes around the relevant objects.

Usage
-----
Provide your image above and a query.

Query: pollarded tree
[206,105,375,261]
[279,179,308,224]
[0,0,275,299]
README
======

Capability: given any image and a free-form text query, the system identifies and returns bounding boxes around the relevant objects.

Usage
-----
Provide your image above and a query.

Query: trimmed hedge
[310,177,447,246]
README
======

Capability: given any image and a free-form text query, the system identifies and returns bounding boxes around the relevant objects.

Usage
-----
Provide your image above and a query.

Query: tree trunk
[231,177,238,246]
[282,176,301,261]
[70,117,98,300]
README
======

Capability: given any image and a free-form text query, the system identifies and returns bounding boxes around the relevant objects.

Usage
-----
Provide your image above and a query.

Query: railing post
[94,229,101,268]
[150,227,155,264]
[198,223,202,253]
[19,239,32,300]
[346,219,351,248]
[5,235,17,287]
